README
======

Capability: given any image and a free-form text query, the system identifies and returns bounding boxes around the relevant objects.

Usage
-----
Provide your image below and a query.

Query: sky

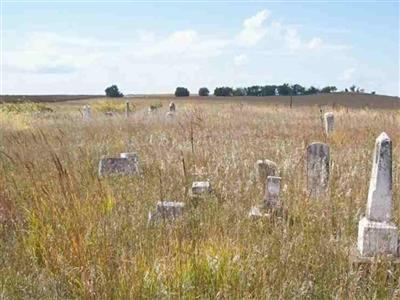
[2,1,399,96]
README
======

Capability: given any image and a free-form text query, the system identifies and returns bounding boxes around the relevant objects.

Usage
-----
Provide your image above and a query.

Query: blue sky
[2,1,399,96]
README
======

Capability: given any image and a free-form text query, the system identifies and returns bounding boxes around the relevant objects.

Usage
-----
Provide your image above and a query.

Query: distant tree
[291,84,306,95]
[349,85,356,92]
[321,86,337,93]
[198,87,210,96]
[233,88,246,96]
[371,91,376,95]
[305,86,320,95]
[345,88,349,92]
[214,87,233,96]
[105,85,123,97]
[277,83,292,96]
[175,87,190,97]
[261,85,277,96]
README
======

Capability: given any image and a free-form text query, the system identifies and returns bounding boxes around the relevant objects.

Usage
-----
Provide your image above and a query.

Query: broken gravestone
[98,152,139,176]
[190,181,212,198]
[357,132,398,257]
[307,142,329,198]
[148,201,185,223]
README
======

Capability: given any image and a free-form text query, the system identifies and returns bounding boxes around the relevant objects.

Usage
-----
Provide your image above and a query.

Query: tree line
[104,84,369,98]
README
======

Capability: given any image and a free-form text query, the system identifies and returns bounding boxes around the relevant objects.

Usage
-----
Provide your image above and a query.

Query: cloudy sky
[3,1,399,96]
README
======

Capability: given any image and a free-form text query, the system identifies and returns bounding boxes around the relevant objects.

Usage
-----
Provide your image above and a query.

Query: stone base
[357,217,399,257]
[349,247,400,267]
[248,206,270,219]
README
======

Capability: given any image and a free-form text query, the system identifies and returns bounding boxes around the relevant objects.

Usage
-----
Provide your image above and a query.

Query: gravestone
[249,175,282,218]
[263,176,281,209]
[191,181,212,198]
[98,153,139,176]
[83,105,91,120]
[148,201,185,223]
[357,132,398,257]
[254,159,278,183]
[324,112,334,135]
[307,142,330,197]
[169,102,176,112]
[125,101,130,118]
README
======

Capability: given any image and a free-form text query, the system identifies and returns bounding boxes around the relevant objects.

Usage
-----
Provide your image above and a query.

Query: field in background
[1,92,400,109]
[1,97,400,298]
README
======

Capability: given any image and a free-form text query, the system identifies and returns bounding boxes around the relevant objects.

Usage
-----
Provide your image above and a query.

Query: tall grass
[0,100,399,298]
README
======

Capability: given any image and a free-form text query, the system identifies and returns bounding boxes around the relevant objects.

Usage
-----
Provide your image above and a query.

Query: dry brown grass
[0,98,399,298]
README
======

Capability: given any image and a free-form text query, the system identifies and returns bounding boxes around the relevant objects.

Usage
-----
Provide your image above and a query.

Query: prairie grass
[0,99,399,298]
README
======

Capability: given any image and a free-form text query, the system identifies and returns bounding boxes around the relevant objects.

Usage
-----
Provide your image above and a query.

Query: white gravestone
[191,181,212,197]
[324,112,334,135]
[357,132,398,257]
[98,153,139,176]
[254,159,278,183]
[148,201,185,223]
[307,142,330,197]
[83,105,92,120]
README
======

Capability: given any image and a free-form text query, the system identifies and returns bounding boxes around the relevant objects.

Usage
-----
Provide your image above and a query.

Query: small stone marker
[148,201,185,223]
[254,159,278,183]
[83,105,91,120]
[169,101,176,112]
[357,132,398,257]
[98,153,139,176]
[120,152,139,161]
[324,112,334,135]
[191,181,212,197]
[307,142,330,197]
[125,101,130,118]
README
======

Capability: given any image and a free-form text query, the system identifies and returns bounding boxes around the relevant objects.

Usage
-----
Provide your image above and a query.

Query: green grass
[0,100,399,298]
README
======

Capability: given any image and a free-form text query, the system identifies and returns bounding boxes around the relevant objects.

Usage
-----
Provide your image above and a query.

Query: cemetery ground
[0,95,400,298]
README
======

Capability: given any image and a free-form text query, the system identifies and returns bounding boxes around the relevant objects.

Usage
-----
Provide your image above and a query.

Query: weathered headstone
[98,153,139,176]
[191,181,212,197]
[83,105,91,120]
[324,112,334,135]
[254,159,278,183]
[307,142,329,197]
[148,201,185,223]
[263,176,281,209]
[125,101,130,118]
[169,101,176,112]
[249,175,282,218]
[357,132,398,257]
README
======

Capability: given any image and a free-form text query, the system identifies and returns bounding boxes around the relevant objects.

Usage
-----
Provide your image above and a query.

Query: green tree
[277,83,291,96]
[105,85,124,98]
[175,87,190,97]
[214,87,233,96]
[198,87,210,96]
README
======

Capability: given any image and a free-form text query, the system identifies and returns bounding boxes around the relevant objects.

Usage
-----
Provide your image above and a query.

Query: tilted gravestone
[254,159,278,184]
[249,175,282,218]
[307,142,330,197]
[324,112,334,135]
[148,201,185,223]
[83,105,92,120]
[357,132,398,257]
[98,152,139,176]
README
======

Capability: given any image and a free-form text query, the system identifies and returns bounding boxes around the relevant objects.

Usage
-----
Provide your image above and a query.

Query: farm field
[1,95,400,298]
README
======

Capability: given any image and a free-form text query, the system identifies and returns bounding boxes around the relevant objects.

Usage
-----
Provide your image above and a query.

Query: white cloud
[234,54,248,66]
[237,9,270,46]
